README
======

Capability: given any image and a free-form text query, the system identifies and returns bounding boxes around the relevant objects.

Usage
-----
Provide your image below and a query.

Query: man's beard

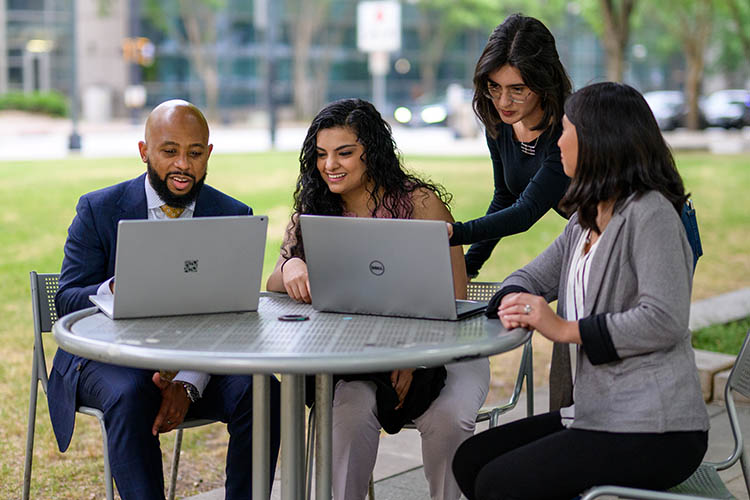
[146,160,206,209]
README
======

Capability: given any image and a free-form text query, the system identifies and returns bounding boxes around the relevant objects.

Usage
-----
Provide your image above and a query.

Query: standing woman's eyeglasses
[483,82,532,104]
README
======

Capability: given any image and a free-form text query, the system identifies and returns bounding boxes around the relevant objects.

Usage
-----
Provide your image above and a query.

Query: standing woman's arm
[456,133,517,277]
[452,132,570,276]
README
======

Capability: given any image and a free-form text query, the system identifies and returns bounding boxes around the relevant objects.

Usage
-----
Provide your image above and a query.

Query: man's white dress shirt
[95,176,209,396]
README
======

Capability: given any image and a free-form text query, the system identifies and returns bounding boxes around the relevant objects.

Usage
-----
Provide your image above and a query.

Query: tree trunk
[291,0,329,119]
[416,12,449,98]
[178,0,219,120]
[680,0,712,130]
[312,27,345,116]
[598,0,637,82]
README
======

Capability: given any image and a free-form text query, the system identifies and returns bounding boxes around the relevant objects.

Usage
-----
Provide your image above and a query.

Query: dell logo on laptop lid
[369,260,385,276]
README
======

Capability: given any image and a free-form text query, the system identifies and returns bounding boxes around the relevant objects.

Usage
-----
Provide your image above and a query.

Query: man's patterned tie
[160,205,185,219]
[159,204,184,381]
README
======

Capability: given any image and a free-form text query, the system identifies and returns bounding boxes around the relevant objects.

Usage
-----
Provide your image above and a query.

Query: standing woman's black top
[449,122,571,277]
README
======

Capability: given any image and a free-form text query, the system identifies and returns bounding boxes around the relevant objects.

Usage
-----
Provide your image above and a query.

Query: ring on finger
[523,304,532,315]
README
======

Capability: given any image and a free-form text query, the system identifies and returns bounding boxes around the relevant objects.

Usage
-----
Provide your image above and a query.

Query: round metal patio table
[54,293,530,500]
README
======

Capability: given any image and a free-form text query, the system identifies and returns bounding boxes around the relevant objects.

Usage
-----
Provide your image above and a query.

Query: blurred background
[2,3,749,497]
[1,0,748,144]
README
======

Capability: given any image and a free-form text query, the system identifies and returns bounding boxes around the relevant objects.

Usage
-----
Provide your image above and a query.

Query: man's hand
[391,369,415,409]
[151,372,191,435]
[282,257,312,303]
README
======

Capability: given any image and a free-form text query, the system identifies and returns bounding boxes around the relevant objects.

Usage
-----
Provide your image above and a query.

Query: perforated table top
[54,294,530,375]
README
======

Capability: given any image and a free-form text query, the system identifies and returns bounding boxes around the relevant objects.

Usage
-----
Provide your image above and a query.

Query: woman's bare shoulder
[410,187,453,222]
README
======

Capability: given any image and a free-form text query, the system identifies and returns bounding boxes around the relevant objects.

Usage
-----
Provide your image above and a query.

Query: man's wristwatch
[181,382,200,403]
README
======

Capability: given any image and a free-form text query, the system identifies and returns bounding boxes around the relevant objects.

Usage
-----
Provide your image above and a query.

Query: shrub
[692,317,750,355]
[0,90,68,117]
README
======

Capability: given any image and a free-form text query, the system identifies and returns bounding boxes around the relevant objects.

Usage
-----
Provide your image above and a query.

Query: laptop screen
[300,215,483,320]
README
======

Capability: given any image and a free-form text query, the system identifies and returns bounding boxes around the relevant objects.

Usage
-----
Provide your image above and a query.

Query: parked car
[393,97,449,128]
[392,85,482,138]
[702,89,750,129]
[644,90,687,131]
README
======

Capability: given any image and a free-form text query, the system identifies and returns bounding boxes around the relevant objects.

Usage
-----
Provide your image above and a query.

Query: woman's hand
[391,369,415,409]
[282,257,312,303]
[445,222,454,239]
[498,292,581,344]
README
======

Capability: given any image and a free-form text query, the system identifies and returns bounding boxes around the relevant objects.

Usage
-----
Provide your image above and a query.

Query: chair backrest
[466,281,503,302]
[708,329,750,497]
[29,272,60,393]
[31,272,59,334]
[727,329,750,400]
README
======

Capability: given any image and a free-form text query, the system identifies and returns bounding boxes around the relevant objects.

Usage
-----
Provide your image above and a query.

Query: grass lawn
[1,151,748,498]
[693,317,750,355]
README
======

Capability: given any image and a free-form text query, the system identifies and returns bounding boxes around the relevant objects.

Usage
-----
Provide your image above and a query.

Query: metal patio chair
[304,281,534,500]
[581,329,750,500]
[23,271,215,500]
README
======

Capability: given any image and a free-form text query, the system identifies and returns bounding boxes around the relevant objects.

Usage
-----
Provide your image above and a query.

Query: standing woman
[448,13,575,411]
[267,98,490,500]
[451,82,709,500]
[448,13,572,278]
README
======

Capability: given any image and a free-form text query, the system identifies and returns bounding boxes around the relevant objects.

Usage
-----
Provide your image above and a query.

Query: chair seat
[668,464,736,499]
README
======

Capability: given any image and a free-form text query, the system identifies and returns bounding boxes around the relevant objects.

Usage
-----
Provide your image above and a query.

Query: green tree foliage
[712,0,750,79]
[552,0,639,82]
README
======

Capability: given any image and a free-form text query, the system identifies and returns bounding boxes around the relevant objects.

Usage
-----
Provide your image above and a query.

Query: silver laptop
[89,215,267,319]
[299,215,486,321]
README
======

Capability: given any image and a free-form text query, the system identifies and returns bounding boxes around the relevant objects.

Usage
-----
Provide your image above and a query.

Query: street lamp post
[68,0,81,150]
[357,1,401,113]
[255,0,278,150]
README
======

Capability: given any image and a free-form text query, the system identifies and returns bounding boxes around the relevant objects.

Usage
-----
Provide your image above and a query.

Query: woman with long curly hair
[267,98,490,500]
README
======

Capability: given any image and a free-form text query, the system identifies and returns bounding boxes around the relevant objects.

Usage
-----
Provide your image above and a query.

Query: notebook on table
[89,215,267,319]
[299,215,486,321]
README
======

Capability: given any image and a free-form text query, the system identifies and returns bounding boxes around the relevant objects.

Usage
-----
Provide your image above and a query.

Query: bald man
[48,100,281,500]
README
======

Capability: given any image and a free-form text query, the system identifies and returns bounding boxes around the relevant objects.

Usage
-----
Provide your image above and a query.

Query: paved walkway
[186,288,750,500]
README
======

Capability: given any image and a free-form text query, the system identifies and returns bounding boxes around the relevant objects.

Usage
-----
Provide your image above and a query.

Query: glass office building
[1,0,73,94]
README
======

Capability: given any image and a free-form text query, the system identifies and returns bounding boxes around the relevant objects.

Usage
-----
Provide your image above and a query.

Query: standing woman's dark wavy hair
[473,13,572,137]
[560,82,688,234]
[284,98,450,259]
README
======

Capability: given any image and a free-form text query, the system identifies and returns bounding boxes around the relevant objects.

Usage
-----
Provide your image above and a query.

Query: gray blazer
[503,191,709,433]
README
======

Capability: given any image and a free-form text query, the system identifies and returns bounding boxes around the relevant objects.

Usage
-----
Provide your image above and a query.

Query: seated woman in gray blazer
[451,82,710,500]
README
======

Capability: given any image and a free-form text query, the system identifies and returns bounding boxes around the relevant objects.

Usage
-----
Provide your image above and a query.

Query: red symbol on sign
[376,8,383,21]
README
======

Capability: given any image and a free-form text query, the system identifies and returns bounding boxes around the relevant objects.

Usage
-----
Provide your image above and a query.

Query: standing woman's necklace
[519,134,540,156]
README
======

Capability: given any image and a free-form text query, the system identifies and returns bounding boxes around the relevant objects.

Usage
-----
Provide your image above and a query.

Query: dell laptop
[299,215,486,320]
[89,215,267,319]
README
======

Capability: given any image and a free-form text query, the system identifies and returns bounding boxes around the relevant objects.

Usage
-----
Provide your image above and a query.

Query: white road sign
[357,1,401,53]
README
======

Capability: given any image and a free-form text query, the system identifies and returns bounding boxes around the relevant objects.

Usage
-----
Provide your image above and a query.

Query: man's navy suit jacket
[48,173,252,452]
